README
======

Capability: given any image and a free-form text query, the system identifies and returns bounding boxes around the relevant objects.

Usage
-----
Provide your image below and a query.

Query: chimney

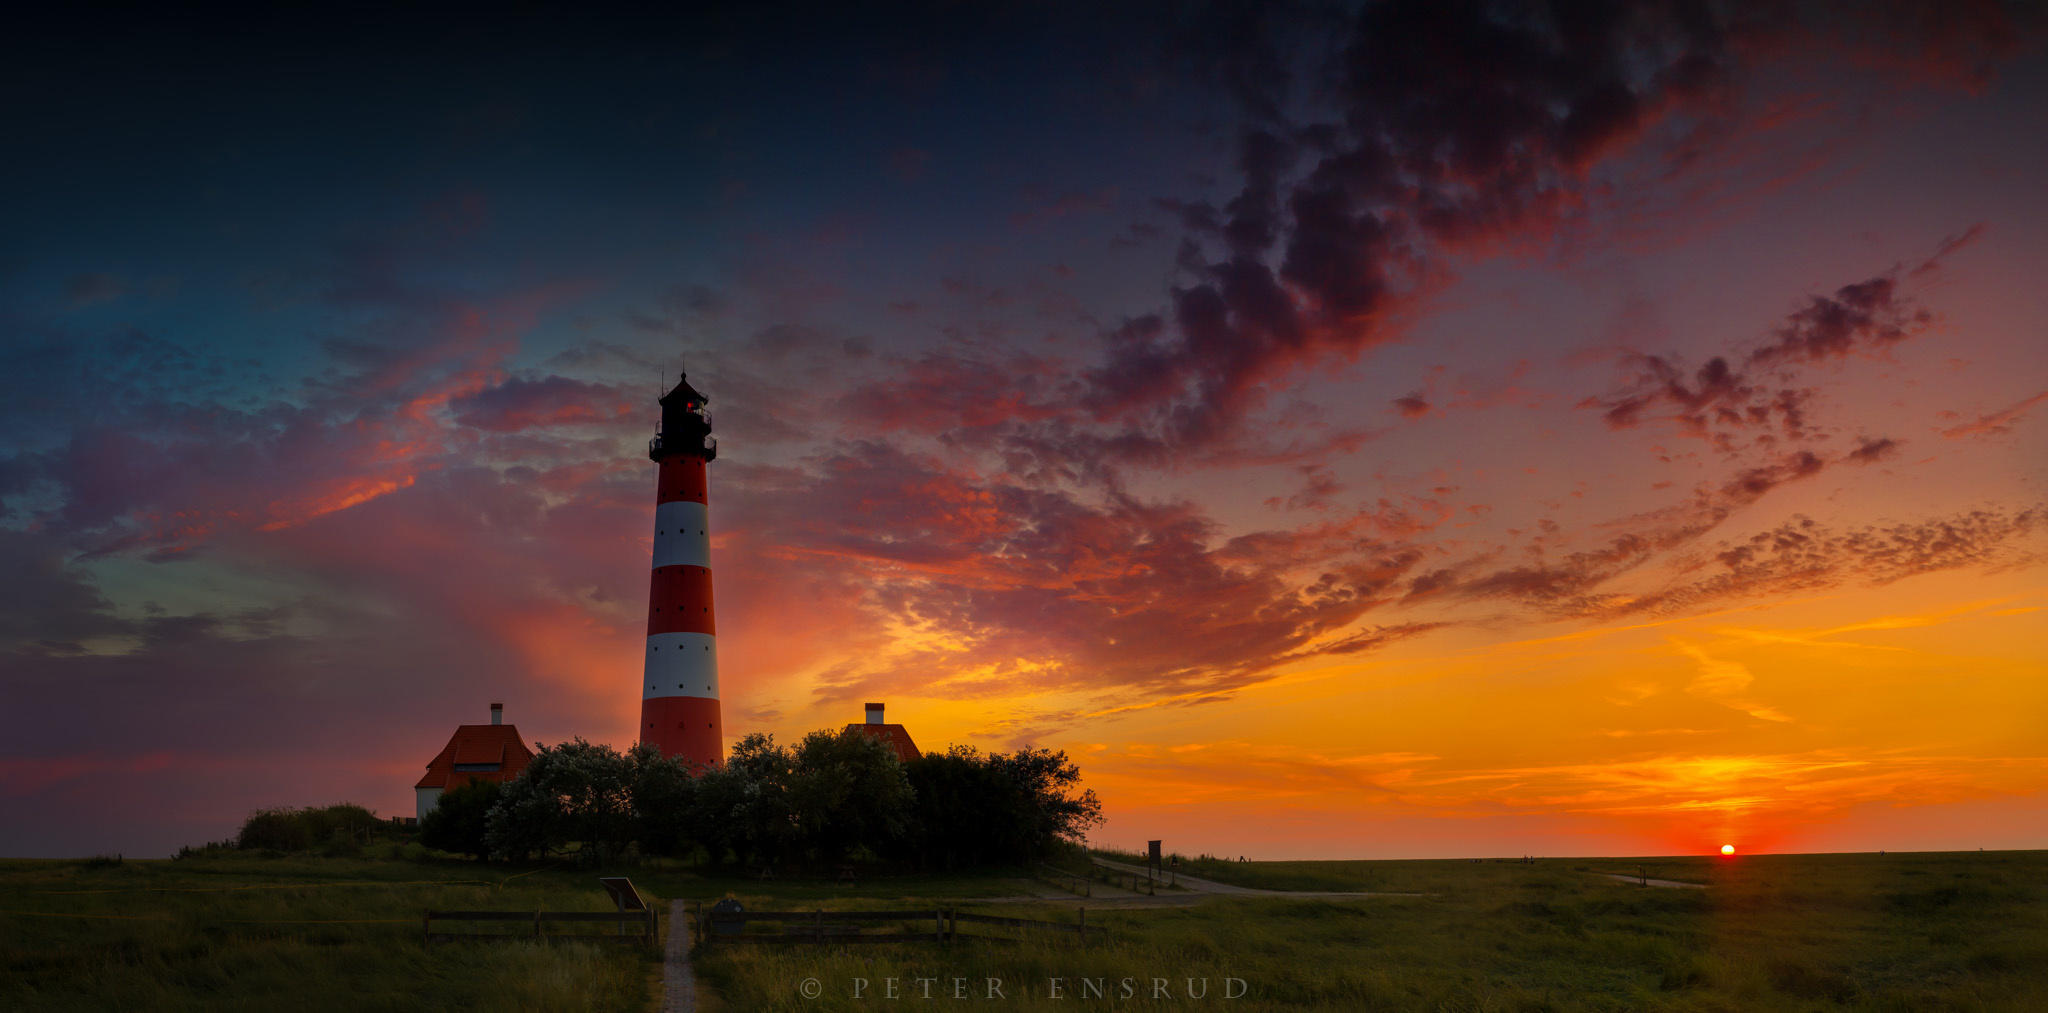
[865,702,884,725]
[490,702,503,726]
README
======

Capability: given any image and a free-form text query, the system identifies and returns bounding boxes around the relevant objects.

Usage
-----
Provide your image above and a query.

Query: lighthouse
[641,371,722,768]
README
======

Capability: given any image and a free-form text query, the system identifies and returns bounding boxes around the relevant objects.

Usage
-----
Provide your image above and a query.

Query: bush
[421,779,501,859]
[234,803,390,854]
[238,808,314,851]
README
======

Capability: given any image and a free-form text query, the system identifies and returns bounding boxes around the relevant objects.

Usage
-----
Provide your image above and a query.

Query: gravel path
[660,900,697,1013]
[1592,872,1708,889]
[1090,856,1424,899]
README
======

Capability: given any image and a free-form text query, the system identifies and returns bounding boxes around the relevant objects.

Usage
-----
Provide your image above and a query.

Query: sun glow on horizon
[1722,844,1736,855]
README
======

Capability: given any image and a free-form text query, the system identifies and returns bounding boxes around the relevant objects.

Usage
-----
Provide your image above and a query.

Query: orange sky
[3,3,2044,859]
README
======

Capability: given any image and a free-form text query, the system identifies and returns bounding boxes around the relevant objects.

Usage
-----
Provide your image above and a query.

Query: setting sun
[1722,845,1736,856]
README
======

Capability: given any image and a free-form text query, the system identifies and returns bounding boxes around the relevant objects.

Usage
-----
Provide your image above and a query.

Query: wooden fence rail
[1034,863,1093,897]
[423,908,657,950]
[694,906,1092,946]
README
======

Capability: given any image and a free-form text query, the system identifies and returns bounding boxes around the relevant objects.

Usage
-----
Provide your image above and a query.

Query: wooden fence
[694,906,1093,946]
[1034,863,1093,897]
[1090,865,1161,894]
[423,908,658,950]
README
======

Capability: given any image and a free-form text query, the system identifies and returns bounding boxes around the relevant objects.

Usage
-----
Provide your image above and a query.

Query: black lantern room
[651,372,716,461]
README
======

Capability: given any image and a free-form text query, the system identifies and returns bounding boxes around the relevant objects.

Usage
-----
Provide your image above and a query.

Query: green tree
[629,743,697,858]
[690,732,797,869]
[895,745,1103,867]
[420,779,500,859]
[789,728,913,863]
[990,746,1104,856]
[486,738,636,864]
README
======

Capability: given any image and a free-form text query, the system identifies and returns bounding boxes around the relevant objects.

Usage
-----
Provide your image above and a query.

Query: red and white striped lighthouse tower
[641,371,722,768]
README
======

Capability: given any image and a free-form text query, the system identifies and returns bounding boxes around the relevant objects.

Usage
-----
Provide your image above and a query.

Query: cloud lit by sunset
[2,3,2043,859]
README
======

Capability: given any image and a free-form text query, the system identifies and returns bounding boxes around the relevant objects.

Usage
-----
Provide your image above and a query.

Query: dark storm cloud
[1039,1,2033,467]
[450,375,637,432]
[1846,436,1902,465]
[0,531,130,649]
[1417,446,1836,611]
[1585,257,1956,454]
[1069,0,1756,452]
[1747,276,1932,367]
[1591,506,2047,619]
[1391,394,1431,419]
[1596,354,1755,433]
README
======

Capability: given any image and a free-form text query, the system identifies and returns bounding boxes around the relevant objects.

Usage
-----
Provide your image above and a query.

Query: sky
[2,2,2044,860]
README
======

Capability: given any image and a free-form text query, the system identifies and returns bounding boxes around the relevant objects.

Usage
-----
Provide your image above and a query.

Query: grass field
[5,848,2045,1010]
[0,850,658,1012]
[0,848,1057,1012]
[698,850,2048,1011]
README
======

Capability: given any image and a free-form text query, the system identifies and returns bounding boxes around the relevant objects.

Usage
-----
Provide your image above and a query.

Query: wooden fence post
[1078,907,1086,943]
[422,911,430,949]
[534,908,543,940]
[813,909,824,944]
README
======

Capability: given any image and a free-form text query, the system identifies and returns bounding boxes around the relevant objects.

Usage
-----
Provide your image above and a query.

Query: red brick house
[414,702,535,821]
[844,702,921,763]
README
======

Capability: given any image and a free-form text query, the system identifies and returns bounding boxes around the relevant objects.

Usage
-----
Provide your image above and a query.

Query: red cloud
[713,442,1431,706]
[1942,390,2048,440]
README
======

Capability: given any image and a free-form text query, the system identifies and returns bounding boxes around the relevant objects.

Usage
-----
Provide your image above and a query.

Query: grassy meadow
[698,850,2048,1011]
[4,847,2045,1010]
[0,850,657,1012]
[0,847,1055,1012]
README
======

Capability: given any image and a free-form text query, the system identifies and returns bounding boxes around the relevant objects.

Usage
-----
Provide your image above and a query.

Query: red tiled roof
[415,724,535,790]
[844,722,921,763]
